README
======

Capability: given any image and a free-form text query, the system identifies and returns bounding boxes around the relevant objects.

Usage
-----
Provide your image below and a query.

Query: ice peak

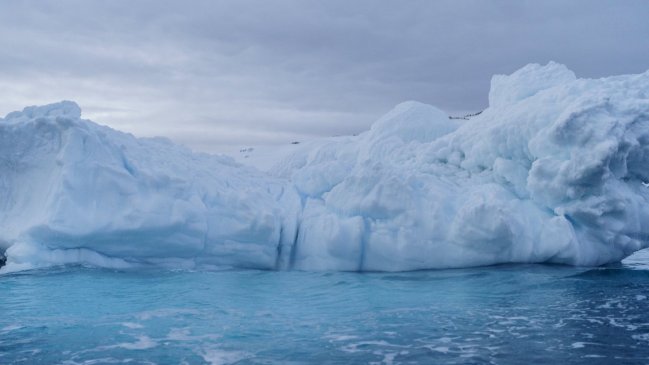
[369,100,455,143]
[4,100,81,122]
[489,62,576,108]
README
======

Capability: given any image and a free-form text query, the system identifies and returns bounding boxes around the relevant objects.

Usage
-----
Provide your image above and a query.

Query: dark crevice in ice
[357,218,370,272]
[120,152,137,177]
[274,226,284,270]
[288,222,301,270]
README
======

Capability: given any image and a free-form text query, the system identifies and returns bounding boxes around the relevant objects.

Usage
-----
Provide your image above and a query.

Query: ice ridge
[1,62,649,272]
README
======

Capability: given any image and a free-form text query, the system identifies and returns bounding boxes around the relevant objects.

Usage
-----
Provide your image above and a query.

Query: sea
[2,251,649,364]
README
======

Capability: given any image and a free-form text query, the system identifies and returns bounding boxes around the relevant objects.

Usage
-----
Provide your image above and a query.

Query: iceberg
[0,102,301,272]
[1,62,649,272]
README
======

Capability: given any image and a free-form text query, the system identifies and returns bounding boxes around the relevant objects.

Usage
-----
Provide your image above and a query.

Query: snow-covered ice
[0,102,301,272]
[1,62,649,272]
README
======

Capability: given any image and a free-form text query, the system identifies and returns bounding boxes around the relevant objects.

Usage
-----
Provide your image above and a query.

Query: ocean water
[2,254,649,365]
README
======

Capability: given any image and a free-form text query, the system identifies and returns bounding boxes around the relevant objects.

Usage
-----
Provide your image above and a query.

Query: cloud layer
[1,0,648,152]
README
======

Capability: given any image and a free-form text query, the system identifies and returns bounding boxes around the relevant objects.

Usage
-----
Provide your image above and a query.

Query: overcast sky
[1,0,648,153]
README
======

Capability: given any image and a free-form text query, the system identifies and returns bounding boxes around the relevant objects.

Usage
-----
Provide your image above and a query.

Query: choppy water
[2,253,649,364]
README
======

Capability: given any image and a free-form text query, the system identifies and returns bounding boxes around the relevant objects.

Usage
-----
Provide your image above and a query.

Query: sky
[1,0,648,153]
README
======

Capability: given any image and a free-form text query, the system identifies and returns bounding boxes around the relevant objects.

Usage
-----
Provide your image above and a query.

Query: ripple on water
[2,264,649,364]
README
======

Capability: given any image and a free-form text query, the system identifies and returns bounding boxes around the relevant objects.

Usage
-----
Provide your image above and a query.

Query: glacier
[1,62,649,273]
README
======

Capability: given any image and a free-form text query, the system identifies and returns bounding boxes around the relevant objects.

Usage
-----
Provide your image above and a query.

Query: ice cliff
[2,62,649,272]
[0,102,301,272]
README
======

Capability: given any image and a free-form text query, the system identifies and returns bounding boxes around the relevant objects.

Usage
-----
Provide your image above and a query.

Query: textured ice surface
[0,102,301,272]
[1,62,649,272]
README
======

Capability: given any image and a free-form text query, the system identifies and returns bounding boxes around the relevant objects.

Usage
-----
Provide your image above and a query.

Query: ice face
[0,105,301,272]
[1,62,649,272]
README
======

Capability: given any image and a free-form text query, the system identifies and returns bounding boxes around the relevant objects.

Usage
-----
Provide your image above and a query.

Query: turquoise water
[2,259,649,364]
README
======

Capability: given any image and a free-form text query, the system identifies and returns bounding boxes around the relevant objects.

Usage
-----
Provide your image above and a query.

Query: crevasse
[1,62,649,273]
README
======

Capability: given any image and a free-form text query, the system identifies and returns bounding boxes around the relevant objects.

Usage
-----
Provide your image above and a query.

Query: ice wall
[2,62,649,272]
[0,102,301,272]
[278,62,649,270]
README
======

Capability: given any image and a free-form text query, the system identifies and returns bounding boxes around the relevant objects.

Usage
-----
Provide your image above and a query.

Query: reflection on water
[1,252,649,364]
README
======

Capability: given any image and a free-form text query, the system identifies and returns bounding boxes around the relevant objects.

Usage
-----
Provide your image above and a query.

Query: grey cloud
[1,0,648,153]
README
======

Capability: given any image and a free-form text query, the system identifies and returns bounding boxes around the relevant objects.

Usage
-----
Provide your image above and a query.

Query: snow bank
[2,62,649,272]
